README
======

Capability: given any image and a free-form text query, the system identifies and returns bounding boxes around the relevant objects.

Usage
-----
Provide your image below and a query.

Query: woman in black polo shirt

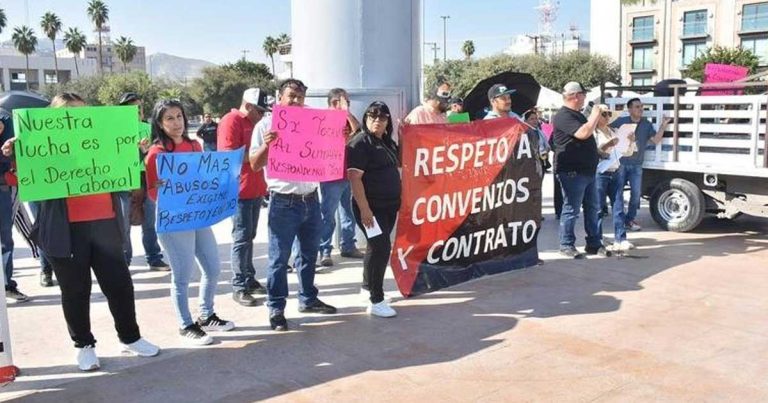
[347,101,400,318]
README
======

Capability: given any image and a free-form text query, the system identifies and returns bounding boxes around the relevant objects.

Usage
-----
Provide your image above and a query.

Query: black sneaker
[585,246,613,257]
[232,290,260,307]
[6,288,29,303]
[40,272,54,287]
[247,281,267,295]
[340,249,365,259]
[149,260,171,272]
[319,255,333,267]
[298,299,337,314]
[197,313,235,332]
[559,247,585,259]
[269,312,288,331]
[179,324,213,345]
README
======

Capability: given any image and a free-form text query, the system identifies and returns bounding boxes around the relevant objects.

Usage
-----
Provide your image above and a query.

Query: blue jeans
[28,202,53,275]
[319,180,357,256]
[617,163,643,224]
[0,187,15,290]
[557,172,602,249]
[118,191,164,266]
[596,170,627,243]
[231,198,263,292]
[204,142,217,152]
[266,193,321,313]
[158,228,221,328]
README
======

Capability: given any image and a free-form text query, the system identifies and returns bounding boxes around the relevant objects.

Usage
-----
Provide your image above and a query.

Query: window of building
[632,45,654,70]
[632,16,655,41]
[683,10,707,36]
[10,73,26,83]
[44,73,58,84]
[742,2,768,32]
[741,35,768,64]
[682,40,707,67]
[632,75,653,87]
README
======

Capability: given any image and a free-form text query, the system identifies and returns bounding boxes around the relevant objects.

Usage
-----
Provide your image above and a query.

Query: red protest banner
[390,118,542,297]
[268,105,347,182]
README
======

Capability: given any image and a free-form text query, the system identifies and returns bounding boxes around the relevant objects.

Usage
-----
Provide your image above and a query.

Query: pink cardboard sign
[702,63,749,95]
[540,122,554,140]
[268,105,348,182]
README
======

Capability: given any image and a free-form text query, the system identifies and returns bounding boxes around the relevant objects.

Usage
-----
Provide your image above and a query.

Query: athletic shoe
[121,338,160,357]
[149,260,171,272]
[5,288,29,303]
[367,301,397,318]
[626,221,642,231]
[197,313,235,332]
[77,346,100,371]
[179,324,213,346]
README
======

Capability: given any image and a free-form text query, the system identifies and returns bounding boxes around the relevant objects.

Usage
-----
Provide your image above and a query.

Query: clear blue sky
[0,0,590,66]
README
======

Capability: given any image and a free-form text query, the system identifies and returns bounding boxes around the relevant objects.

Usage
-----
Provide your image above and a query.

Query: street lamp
[440,15,450,62]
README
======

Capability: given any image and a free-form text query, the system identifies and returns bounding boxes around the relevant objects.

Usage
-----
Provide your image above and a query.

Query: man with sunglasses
[403,82,452,125]
[249,79,337,332]
[609,98,671,232]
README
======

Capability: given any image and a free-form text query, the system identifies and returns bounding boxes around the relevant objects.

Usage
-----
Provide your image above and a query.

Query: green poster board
[12,106,142,201]
[447,112,470,123]
[138,121,151,172]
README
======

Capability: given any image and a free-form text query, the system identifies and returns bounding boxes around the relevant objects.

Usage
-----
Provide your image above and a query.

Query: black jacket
[30,193,126,258]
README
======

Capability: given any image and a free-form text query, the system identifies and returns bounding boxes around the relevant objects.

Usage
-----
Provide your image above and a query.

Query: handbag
[129,189,145,226]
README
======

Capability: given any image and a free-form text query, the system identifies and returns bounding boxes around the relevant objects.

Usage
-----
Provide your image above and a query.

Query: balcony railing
[741,14,768,33]
[682,22,708,38]
[631,26,656,42]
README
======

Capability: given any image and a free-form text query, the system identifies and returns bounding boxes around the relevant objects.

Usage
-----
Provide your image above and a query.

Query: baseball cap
[449,97,464,105]
[487,84,516,101]
[243,88,271,111]
[118,92,141,105]
[562,82,587,96]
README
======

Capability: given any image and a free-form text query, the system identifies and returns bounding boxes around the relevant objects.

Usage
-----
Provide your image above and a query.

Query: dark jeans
[353,203,398,304]
[553,172,563,219]
[48,219,141,348]
[596,170,627,242]
[319,180,357,256]
[265,192,321,313]
[616,162,643,224]
[204,142,217,152]
[118,191,163,266]
[231,198,263,292]
[557,171,602,250]
[29,201,53,276]
[0,186,15,289]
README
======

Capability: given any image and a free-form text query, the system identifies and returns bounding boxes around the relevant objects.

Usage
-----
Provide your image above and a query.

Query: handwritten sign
[12,106,141,202]
[155,149,242,233]
[447,112,470,124]
[703,63,749,95]
[268,105,347,182]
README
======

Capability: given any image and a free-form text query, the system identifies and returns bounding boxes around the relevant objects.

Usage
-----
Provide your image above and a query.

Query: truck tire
[650,178,706,232]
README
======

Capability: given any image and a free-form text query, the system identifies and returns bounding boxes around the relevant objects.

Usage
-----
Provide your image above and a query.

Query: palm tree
[87,0,109,74]
[263,36,279,79]
[0,8,7,36]
[12,26,38,91]
[462,40,475,60]
[114,36,137,72]
[40,12,63,81]
[64,27,87,77]
[277,33,290,45]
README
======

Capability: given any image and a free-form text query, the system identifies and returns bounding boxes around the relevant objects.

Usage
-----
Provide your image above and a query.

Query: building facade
[505,34,590,57]
[0,48,98,92]
[591,0,768,86]
[78,43,147,73]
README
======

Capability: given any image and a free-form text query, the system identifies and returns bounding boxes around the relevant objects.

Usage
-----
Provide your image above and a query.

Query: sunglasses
[601,111,612,118]
[436,90,452,98]
[367,113,390,121]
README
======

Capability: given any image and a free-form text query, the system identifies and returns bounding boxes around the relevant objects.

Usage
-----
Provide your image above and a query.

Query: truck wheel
[650,178,705,232]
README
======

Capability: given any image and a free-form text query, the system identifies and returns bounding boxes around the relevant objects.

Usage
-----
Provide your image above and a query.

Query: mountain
[147,53,216,82]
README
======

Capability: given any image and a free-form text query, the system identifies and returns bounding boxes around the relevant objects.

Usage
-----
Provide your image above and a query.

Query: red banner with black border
[391,118,542,297]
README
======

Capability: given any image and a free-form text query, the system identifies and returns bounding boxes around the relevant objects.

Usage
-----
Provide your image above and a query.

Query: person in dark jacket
[197,113,218,151]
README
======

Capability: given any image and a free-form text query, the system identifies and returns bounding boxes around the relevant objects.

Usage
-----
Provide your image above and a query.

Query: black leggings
[48,219,141,347]
[352,203,398,304]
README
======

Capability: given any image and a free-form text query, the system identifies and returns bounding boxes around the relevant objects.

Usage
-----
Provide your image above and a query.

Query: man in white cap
[218,88,271,306]
[552,82,611,259]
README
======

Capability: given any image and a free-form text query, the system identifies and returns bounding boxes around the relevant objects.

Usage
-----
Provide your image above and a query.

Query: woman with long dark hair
[3,93,159,371]
[145,99,234,346]
[347,101,401,318]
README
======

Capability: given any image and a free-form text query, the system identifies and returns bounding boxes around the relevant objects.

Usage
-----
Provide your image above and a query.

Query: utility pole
[526,35,540,55]
[241,49,250,61]
[440,15,450,61]
[425,42,440,65]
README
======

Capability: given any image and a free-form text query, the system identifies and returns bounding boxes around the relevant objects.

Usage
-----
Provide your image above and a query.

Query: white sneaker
[121,338,160,357]
[77,346,100,371]
[367,301,397,318]
[614,240,635,251]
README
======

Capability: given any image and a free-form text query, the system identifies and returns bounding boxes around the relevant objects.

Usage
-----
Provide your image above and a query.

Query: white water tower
[290,0,423,133]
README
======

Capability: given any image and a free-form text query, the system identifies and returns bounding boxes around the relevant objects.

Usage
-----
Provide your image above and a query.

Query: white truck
[605,82,768,232]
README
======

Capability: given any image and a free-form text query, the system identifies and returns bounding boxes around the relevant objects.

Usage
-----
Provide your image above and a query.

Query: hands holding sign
[266,106,348,182]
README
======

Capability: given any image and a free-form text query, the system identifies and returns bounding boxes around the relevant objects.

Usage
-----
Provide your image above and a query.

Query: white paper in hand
[615,123,637,155]
[365,217,383,239]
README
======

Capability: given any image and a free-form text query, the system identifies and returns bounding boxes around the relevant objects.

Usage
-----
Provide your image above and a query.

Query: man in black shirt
[552,82,611,258]
[197,113,218,151]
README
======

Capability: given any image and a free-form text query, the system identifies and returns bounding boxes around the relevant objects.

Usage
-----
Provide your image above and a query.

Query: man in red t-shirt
[217,88,271,306]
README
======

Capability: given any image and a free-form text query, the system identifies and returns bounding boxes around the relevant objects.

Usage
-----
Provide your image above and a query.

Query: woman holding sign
[347,101,401,318]
[3,93,160,371]
[145,99,235,346]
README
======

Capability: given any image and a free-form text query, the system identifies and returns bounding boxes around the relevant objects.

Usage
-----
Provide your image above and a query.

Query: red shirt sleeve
[144,145,162,201]
[217,113,241,151]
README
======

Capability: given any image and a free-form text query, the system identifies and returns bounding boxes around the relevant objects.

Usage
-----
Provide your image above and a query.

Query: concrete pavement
[1,174,767,402]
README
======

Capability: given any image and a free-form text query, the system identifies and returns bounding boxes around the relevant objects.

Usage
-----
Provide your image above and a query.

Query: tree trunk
[25,55,30,91]
[52,40,59,82]
[98,32,103,75]
[270,55,276,82]
[74,55,80,77]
